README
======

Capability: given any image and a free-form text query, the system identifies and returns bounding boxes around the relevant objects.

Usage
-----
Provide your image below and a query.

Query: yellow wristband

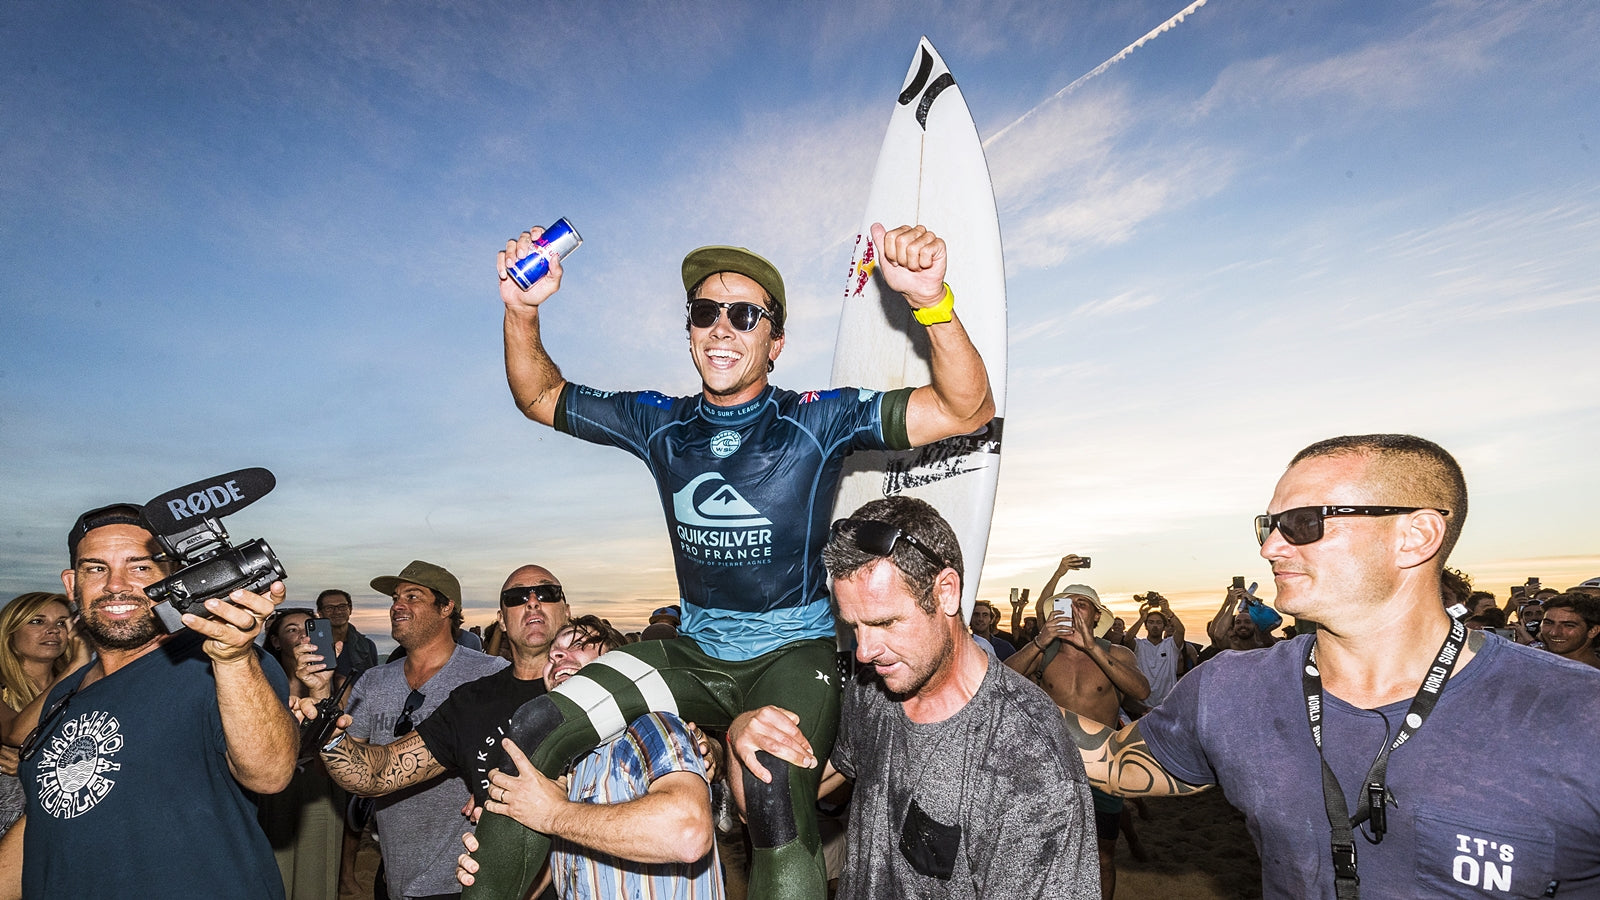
[911,283,955,326]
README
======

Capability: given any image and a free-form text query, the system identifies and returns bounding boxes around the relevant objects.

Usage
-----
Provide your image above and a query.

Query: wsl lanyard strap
[1303,619,1467,900]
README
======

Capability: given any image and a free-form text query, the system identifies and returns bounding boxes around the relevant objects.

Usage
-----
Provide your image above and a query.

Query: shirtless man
[1004,563,1148,900]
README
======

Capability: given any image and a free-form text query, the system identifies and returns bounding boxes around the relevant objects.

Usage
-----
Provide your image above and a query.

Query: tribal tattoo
[322,731,446,796]
[1061,712,1210,798]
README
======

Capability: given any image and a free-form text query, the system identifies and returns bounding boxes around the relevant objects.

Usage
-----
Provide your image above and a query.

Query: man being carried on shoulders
[470,223,994,900]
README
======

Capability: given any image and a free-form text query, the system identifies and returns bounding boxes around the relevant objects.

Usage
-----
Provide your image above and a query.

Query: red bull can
[507,217,582,290]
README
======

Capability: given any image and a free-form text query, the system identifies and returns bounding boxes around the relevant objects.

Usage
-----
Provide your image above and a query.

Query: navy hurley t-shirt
[558,383,909,660]
[1140,633,1600,898]
[20,631,291,900]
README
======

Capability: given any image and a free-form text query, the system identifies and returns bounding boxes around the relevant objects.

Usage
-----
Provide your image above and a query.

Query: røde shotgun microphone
[140,467,287,633]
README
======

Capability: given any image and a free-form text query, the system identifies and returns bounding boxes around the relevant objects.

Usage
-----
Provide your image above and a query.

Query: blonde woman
[1,592,87,835]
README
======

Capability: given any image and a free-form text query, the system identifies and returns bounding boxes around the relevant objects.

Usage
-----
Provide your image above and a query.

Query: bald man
[1061,434,1600,897]
[301,564,572,806]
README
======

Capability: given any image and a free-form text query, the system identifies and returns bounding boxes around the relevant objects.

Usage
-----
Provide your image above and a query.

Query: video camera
[139,468,287,633]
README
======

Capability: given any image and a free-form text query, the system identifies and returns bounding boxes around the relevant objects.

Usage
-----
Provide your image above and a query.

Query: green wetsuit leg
[463,638,839,900]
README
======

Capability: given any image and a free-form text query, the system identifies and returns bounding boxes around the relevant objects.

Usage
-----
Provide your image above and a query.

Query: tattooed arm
[322,730,448,797]
[1061,713,1211,798]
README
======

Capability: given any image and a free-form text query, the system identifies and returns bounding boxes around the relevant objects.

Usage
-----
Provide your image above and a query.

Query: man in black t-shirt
[300,564,571,806]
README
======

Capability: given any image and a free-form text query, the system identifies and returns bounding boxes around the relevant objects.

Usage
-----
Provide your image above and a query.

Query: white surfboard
[831,37,1006,621]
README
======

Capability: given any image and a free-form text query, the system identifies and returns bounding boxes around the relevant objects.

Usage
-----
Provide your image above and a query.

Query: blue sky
[3,1,1596,650]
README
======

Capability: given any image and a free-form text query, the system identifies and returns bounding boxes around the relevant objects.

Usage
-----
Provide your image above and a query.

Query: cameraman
[0,503,295,899]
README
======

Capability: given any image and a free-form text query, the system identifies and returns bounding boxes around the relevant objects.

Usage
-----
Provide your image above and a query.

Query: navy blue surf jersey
[557,383,912,660]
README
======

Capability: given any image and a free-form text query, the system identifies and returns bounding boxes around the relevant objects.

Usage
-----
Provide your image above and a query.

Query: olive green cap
[681,245,786,334]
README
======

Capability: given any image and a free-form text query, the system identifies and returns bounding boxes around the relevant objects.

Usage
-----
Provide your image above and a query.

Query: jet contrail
[983,0,1211,148]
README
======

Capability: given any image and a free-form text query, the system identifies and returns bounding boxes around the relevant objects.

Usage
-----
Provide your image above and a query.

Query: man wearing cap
[304,565,569,806]
[333,560,507,900]
[1003,569,1147,900]
[0,504,296,900]
[477,222,993,900]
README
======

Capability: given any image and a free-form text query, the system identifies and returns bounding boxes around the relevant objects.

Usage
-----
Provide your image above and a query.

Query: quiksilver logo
[672,473,771,528]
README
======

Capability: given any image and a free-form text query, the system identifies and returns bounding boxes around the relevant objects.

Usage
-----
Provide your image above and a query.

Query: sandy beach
[1114,790,1263,899]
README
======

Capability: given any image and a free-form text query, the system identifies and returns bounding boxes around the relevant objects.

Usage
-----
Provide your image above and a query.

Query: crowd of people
[2,225,1598,900]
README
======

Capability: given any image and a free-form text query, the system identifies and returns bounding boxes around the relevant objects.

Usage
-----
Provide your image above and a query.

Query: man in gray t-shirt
[728,497,1098,899]
[337,560,509,899]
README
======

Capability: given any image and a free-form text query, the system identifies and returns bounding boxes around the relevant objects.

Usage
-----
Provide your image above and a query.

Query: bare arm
[1004,631,1048,679]
[1163,597,1187,646]
[1208,588,1241,646]
[723,707,840,824]
[871,224,996,446]
[1009,588,1029,635]
[0,816,20,900]
[485,738,712,865]
[1082,633,1151,702]
[499,229,569,427]
[1060,714,1209,798]
[187,584,297,795]
[322,729,447,797]
[1122,609,1145,649]
[1037,554,1088,622]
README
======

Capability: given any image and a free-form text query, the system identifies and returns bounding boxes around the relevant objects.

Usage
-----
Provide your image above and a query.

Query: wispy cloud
[1195,2,1549,118]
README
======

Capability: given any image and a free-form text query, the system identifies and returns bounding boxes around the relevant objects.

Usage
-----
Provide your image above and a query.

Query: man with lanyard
[1057,435,1600,898]
[467,222,994,900]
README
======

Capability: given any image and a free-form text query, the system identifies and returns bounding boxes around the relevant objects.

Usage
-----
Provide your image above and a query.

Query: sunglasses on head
[830,517,948,572]
[500,583,566,608]
[687,298,773,332]
[1254,505,1449,546]
[394,689,425,737]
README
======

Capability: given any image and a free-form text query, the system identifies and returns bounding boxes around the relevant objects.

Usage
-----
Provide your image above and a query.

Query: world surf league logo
[672,473,773,567]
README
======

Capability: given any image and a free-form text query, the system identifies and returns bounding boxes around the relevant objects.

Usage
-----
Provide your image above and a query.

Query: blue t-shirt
[1140,633,1600,898]
[557,383,907,660]
[20,631,291,899]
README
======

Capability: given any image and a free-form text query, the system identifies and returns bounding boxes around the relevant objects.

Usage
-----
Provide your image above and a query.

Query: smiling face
[389,581,453,650]
[61,524,170,652]
[318,591,352,628]
[497,566,569,655]
[688,271,784,406]
[1539,606,1599,657]
[542,625,608,691]
[10,599,72,666]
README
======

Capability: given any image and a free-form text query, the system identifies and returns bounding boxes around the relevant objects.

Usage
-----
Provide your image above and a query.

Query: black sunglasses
[500,583,566,608]
[19,685,80,763]
[1254,505,1449,546]
[394,689,425,737]
[830,517,949,572]
[687,299,773,333]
